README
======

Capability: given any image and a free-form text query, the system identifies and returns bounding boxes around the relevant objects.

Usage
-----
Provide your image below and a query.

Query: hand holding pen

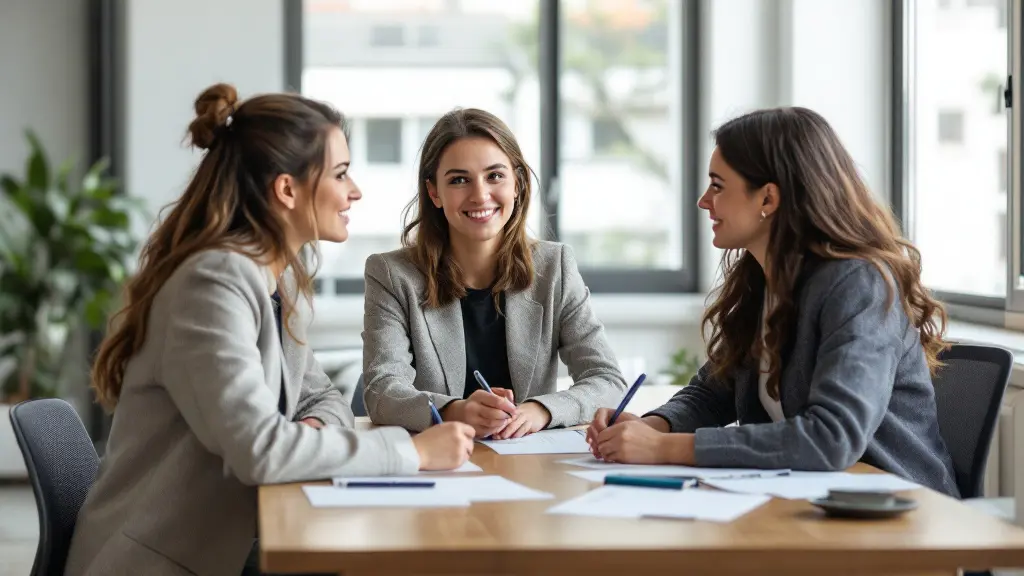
[441,370,518,438]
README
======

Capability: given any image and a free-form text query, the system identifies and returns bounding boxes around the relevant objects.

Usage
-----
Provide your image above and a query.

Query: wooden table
[259,426,1024,575]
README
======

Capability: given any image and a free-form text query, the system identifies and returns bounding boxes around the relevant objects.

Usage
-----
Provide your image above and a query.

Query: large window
[296,0,695,294]
[908,0,1009,300]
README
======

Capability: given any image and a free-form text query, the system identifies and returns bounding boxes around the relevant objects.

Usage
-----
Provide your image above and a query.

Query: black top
[270,291,287,415]
[461,288,512,399]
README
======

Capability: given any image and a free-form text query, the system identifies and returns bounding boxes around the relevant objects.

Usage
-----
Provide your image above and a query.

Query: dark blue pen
[608,373,646,425]
[342,481,436,488]
[428,398,443,425]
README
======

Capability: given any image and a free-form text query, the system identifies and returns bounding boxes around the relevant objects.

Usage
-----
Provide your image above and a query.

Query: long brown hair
[91,83,346,410]
[703,107,948,399]
[401,108,534,307]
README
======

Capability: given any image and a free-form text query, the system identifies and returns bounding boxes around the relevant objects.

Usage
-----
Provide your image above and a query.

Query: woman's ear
[426,179,442,208]
[760,183,781,218]
[272,174,298,210]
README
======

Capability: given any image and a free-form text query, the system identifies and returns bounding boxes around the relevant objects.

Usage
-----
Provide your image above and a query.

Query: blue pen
[342,481,436,488]
[472,370,494,394]
[427,398,443,425]
[607,373,647,425]
[473,370,515,418]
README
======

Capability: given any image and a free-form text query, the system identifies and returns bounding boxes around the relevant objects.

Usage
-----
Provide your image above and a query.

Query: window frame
[286,0,700,296]
[893,0,1019,317]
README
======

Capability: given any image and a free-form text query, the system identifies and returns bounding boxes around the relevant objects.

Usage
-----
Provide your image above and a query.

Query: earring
[760,210,767,222]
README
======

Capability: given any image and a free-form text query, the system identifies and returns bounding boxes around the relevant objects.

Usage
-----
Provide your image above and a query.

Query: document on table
[546,485,770,523]
[478,429,590,455]
[303,485,470,508]
[327,475,554,503]
[419,461,483,475]
[703,471,920,500]
[559,456,790,481]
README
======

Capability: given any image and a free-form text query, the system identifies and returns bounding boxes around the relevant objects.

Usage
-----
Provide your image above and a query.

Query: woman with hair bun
[64,83,474,576]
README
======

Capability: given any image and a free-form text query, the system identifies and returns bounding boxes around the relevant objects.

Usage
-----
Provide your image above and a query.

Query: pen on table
[604,475,697,490]
[340,481,436,488]
[428,398,443,426]
[607,373,647,426]
[472,370,515,418]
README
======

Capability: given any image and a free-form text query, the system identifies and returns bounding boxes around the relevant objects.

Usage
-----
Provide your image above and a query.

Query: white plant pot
[0,403,28,479]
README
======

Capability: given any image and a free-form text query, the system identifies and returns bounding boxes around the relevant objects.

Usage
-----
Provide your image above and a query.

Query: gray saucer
[809,495,918,519]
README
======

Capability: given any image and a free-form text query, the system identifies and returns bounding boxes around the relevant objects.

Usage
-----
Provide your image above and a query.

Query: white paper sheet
[703,471,921,500]
[478,429,591,455]
[559,456,790,480]
[419,461,484,475]
[303,485,470,508]
[546,486,770,523]
[330,475,554,503]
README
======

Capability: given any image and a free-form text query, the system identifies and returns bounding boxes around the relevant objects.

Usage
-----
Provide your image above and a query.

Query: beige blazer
[362,241,628,432]
[64,250,419,576]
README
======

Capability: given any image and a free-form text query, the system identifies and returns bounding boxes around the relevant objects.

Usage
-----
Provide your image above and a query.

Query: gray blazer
[646,257,960,497]
[362,241,628,432]
[65,250,419,576]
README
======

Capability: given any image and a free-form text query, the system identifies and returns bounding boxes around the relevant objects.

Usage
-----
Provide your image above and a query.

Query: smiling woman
[360,108,628,441]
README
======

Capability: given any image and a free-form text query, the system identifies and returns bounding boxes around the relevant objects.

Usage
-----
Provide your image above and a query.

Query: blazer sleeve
[692,262,903,471]
[293,348,355,428]
[159,255,419,485]
[643,362,737,432]
[362,253,461,431]
[527,244,629,428]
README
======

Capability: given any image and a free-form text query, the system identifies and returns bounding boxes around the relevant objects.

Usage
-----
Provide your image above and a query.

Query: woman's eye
[449,176,468,185]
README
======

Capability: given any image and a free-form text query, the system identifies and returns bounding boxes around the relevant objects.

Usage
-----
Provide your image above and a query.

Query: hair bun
[187,83,239,150]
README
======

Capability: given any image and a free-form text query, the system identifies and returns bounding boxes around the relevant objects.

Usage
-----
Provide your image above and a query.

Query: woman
[587,107,959,497]
[64,84,475,576]
[362,108,627,439]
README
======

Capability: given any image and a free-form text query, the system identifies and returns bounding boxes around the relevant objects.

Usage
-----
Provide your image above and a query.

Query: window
[365,118,403,164]
[558,0,688,274]
[937,110,964,144]
[297,0,695,293]
[370,25,404,47]
[907,0,1008,299]
[418,25,439,46]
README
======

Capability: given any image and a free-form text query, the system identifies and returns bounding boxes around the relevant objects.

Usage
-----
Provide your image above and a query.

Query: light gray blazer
[646,257,960,497]
[362,241,628,432]
[64,250,419,576]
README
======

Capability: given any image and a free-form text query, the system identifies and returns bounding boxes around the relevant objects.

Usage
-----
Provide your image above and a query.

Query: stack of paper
[703,472,920,500]
[478,429,591,455]
[305,475,555,508]
[546,486,770,523]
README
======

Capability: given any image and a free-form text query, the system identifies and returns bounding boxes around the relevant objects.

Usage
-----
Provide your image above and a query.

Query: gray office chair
[9,398,99,576]
[351,373,367,417]
[931,343,1013,499]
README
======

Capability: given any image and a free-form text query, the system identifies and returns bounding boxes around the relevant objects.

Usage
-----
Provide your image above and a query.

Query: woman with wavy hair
[362,108,627,439]
[65,83,474,576]
[587,107,959,497]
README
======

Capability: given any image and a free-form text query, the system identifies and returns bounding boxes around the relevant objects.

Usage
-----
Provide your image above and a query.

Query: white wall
[123,0,285,237]
[0,0,89,177]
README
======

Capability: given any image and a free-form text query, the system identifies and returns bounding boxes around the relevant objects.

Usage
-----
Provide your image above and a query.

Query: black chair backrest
[351,374,367,417]
[931,343,1013,499]
[10,398,100,576]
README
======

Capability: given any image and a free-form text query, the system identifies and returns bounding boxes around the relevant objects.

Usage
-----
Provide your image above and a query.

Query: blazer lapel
[279,311,303,418]
[504,291,542,400]
[423,299,466,397]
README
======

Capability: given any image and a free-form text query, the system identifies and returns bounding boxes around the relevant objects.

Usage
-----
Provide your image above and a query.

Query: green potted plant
[665,346,702,387]
[0,130,145,405]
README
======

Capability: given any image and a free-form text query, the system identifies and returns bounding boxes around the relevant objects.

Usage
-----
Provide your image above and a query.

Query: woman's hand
[299,417,325,429]
[490,401,551,440]
[595,422,693,465]
[441,389,518,438]
[585,408,639,457]
[412,422,476,470]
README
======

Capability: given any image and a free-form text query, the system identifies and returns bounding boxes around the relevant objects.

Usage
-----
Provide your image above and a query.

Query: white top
[758,293,785,422]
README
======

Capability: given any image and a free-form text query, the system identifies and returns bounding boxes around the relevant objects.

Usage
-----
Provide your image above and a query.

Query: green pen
[604,475,698,490]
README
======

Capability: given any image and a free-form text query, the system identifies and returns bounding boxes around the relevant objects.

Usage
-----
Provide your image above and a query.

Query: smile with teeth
[464,207,499,221]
